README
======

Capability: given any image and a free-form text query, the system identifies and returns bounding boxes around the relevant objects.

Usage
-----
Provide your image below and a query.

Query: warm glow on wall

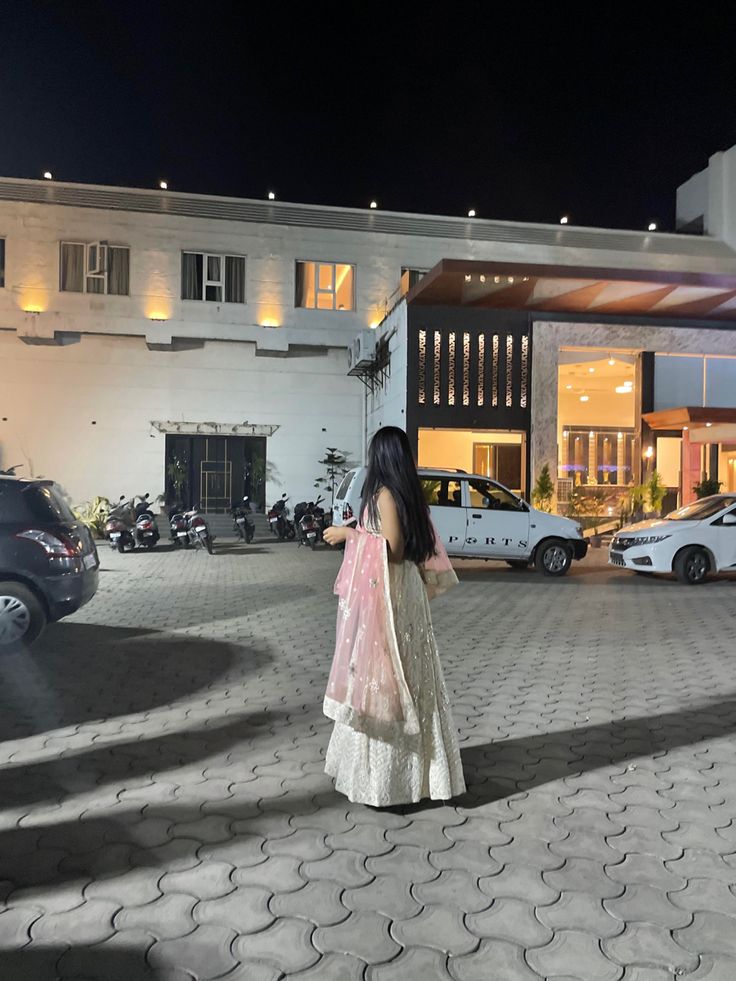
[145,298,173,321]
[20,291,49,314]
[261,318,280,328]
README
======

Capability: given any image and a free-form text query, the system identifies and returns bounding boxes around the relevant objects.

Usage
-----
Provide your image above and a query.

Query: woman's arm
[323,523,358,547]
[377,487,404,563]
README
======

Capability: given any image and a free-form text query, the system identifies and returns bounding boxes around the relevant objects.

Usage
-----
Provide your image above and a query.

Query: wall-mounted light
[43,171,53,180]
[560,215,569,225]
[648,222,657,231]
[608,356,616,366]
[617,432,623,439]
[267,191,276,201]
[149,315,168,322]
[588,367,595,373]
[24,306,43,314]
[645,446,654,458]
[261,319,280,328]
[706,422,713,427]
[369,200,378,209]
[467,209,476,218]
[159,180,168,190]
[683,426,689,431]
[565,384,572,390]
[563,430,569,438]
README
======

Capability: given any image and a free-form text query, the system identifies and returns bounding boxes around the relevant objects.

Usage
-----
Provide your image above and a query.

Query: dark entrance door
[165,435,267,513]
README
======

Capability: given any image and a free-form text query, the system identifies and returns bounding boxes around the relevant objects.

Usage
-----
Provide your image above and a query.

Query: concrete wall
[365,303,408,445]
[676,145,736,245]
[0,330,363,509]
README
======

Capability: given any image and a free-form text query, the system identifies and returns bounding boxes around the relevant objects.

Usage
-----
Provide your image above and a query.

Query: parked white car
[610,494,736,584]
[333,467,587,576]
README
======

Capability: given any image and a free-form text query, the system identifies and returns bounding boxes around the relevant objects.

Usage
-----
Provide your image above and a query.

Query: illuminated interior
[557,350,639,489]
[297,261,354,311]
[418,428,525,496]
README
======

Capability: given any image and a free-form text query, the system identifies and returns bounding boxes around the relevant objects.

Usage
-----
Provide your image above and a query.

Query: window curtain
[60,243,85,292]
[225,256,245,303]
[295,261,308,307]
[181,252,203,300]
[108,247,130,296]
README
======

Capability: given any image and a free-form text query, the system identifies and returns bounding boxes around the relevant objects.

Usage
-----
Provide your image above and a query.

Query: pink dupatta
[323,520,457,738]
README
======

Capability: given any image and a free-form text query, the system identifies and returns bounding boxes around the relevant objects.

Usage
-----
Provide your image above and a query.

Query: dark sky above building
[3,1,736,231]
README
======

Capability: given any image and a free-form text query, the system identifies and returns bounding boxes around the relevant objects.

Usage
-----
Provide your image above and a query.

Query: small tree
[166,457,188,506]
[647,470,666,516]
[532,464,554,513]
[315,447,353,506]
[566,486,587,521]
[587,490,608,536]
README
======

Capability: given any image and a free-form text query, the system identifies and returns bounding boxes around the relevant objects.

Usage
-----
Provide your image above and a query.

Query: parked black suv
[0,477,99,647]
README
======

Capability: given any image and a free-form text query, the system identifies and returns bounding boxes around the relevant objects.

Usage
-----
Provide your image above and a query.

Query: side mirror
[722,512,736,525]
[282,493,287,499]
[119,495,126,501]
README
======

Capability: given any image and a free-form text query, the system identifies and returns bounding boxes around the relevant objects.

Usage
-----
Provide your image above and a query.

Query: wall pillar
[681,430,701,506]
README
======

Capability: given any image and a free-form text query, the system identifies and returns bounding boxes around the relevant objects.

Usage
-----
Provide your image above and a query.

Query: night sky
[3,2,736,231]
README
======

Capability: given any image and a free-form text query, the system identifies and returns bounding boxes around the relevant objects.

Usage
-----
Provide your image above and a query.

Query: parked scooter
[104,495,136,552]
[169,504,190,547]
[133,493,160,549]
[184,504,215,554]
[232,496,255,543]
[294,496,326,550]
[268,494,295,541]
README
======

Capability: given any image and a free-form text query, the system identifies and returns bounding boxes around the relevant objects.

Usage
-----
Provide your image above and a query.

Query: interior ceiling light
[588,367,595,373]
[608,356,616,366]
[580,395,589,402]
[615,385,630,394]
[566,384,572,390]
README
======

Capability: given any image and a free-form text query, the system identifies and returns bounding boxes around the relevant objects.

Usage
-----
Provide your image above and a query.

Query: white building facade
[2,155,736,516]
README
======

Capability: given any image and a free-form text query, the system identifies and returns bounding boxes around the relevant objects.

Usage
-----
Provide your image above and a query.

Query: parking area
[1,539,735,980]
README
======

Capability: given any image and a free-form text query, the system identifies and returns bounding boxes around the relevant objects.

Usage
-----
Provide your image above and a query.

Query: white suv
[333,467,587,576]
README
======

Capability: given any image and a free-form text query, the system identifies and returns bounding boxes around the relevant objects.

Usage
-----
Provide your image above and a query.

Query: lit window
[295,261,355,311]
[181,252,246,303]
[59,242,130,295]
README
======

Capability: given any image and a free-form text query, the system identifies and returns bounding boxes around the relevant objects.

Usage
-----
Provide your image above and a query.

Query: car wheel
[674,546,709,585]
[506,560,530,570]
[0,582,47,647]
[117,541,126,554]
[535,539,572,577]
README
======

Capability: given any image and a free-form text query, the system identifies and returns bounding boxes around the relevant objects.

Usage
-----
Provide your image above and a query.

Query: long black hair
[361,426,436,564]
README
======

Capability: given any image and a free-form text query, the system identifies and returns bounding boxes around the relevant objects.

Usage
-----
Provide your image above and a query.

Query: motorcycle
[268,494,295,541]
[231,496,255,543]
[184,504,214,554]
[104,495,136,552]
[169,504,190,547]
[294,496,326,550]
[133,493,160,549]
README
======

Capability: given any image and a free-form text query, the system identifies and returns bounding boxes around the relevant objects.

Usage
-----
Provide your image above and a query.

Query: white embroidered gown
[324,540,466,807]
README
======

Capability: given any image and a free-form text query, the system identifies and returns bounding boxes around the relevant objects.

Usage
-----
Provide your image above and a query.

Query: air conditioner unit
[87,241,108,275]
[347,331,376,375]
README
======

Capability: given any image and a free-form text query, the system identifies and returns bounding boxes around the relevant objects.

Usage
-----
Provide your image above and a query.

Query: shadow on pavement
[0,709,286,810]
[0,626,270,740]
[457,695,736,808]
[0,946,160,980]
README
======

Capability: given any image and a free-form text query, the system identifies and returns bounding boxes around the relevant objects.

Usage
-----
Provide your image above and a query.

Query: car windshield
[335,471,355,501]
[665,496,736,521]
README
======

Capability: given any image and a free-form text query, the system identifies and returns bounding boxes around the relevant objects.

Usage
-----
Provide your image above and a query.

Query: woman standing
[322,426,466,807]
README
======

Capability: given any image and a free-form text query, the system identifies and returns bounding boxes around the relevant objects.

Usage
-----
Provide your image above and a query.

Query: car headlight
[633,535,671,545]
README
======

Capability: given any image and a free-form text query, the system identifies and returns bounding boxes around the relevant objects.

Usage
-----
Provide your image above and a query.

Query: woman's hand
[324,524,353,547]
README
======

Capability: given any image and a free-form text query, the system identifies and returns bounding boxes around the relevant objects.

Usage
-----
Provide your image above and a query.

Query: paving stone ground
[1,535,735,980]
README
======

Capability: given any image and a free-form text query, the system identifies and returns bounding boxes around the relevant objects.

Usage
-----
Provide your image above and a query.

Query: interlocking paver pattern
[1,542,735,979]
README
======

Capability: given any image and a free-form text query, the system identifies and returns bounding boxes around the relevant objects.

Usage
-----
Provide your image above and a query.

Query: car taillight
[343,503,354,521]
[17,529,79,558]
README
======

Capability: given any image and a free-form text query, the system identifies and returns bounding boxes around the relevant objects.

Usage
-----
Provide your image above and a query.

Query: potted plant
[627,484,647,523]
[587,490,608,547]
[532,463,554,513]
[693,476,723,499]
[647,470,666,517]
